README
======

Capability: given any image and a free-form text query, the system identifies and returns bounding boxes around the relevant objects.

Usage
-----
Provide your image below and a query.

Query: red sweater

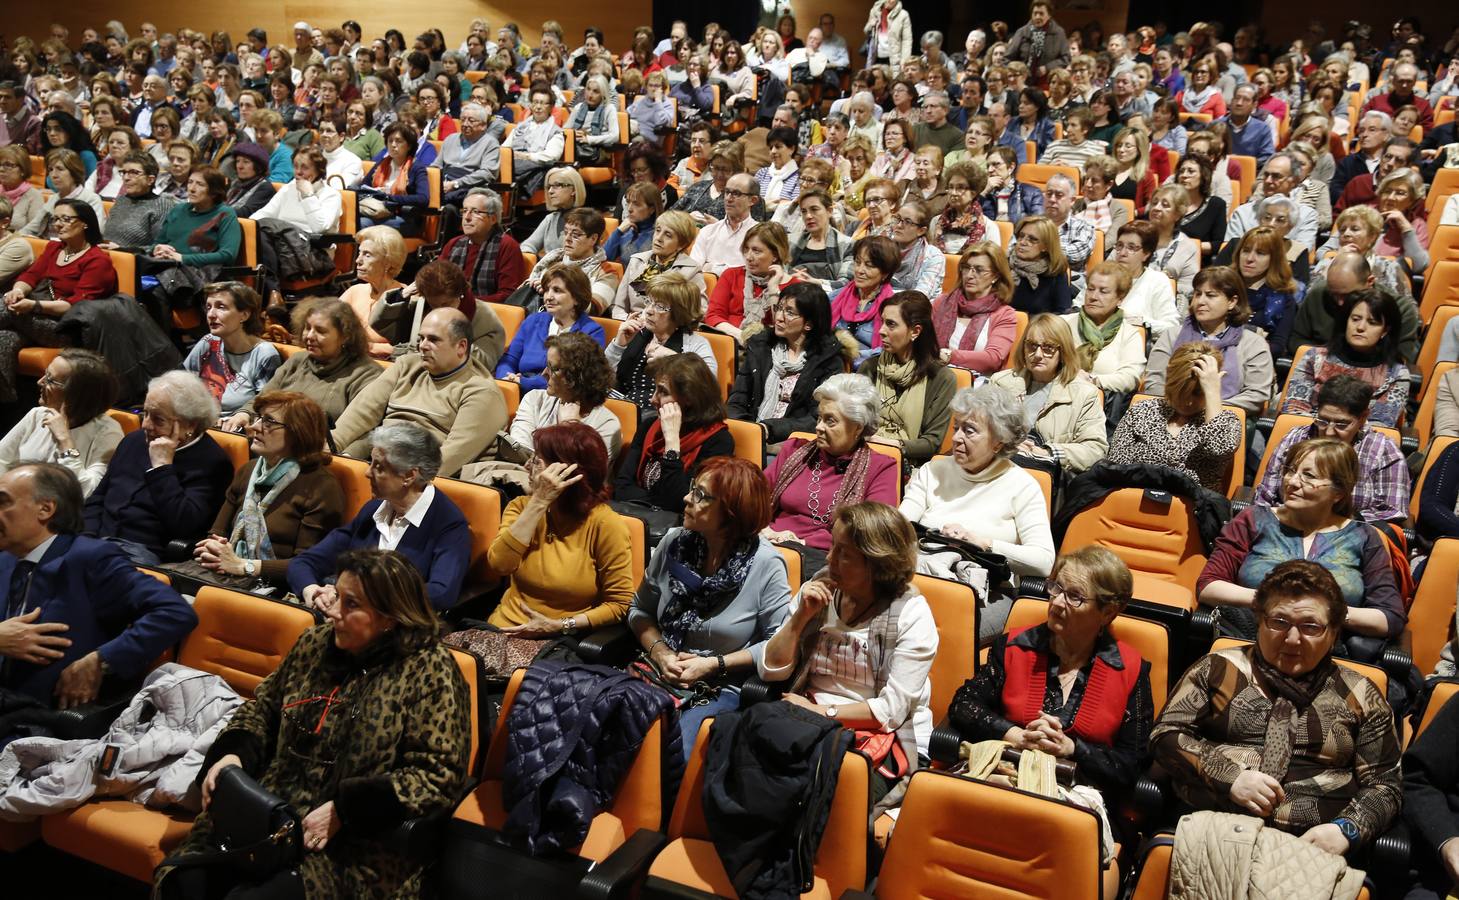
[17,243,118,303]
[705,267,800,329]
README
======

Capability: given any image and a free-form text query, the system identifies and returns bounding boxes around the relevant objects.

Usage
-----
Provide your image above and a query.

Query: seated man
[0,463,196,727]
[1153,560,1401,857]
[1362,62,1434,131]
[1252,376,1409,524]
[1223,151,1318,251]
[506,83,565,196]
[1214,84,1275,166]
[524,207,620,312]
[435,188,525,305]
[1041,173,1096,296]
[287,422,471,611]
[689,172,758,276]
[372,258,507,368]
[432,102,501,207]
[1287,251,1420,365]
[330,307,506,478]
[1335,138,1414,213]
[83,372,234,565]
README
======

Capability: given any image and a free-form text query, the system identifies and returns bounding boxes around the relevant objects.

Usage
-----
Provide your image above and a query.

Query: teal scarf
[229,457,302,561]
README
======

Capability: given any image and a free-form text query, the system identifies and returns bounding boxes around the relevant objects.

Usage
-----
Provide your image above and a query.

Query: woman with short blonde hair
[988,314,1108,472]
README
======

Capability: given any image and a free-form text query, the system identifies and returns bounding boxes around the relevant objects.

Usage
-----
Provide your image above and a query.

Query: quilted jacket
[502,660,679,855]
[1169,811,1365,900]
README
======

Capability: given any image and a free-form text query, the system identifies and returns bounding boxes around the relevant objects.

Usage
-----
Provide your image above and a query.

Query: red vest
[1000,626,1143,747]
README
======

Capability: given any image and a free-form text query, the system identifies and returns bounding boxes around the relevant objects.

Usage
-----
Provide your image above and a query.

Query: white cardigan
[0,407,124,496]
[249,180,343,233]
[507,388,623,464]
[899,456,1055,580]
[1060,314,1148,394]
[1120,266,1182,336]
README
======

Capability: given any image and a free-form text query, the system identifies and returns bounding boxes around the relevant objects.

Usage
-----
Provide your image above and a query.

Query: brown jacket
[236,351,384,425]
[207,459,347,583]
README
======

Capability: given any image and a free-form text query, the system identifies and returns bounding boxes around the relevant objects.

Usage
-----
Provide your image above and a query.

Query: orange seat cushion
[648,837,832,899]
[453,781,506,829]
[42,800,194,882]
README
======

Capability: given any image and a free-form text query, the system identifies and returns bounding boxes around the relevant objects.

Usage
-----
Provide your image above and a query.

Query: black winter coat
[726,333,846,443]
[1053,461,1233,552]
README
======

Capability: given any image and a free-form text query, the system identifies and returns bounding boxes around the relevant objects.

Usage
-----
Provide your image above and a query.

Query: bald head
[417,307,471,373]
[1325,250,1375,298]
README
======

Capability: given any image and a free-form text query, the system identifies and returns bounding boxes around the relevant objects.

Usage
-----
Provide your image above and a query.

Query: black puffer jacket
[1053,462,1233,552]
[727,332,847,443]
[501,660,679,855]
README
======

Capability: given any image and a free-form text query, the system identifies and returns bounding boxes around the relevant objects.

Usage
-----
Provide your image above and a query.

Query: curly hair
[544,331,614,411]
[1252,559,1346,633]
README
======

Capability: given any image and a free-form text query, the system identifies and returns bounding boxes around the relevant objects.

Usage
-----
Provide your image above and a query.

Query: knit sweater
[102,192,178,250]
[331,354,507,477]
[485,498,635,629]
[235,351,384,425]
[207,459,347,583]
[0,407,123,496]
[154,201,242,267]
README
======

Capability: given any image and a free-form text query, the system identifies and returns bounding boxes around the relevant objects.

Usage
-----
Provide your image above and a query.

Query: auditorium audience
[932,242,1019,374]
[859,291,957,467]
[1145,267,1275,416]
[180,281,282,418]
[614,353,732,514]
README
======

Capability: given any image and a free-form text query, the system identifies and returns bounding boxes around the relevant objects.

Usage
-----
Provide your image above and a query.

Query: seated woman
[760,501,936,812]
[705,221,799,344]
[1002,87,1056,156]
[1040,108,1108,170]
[728,283,849,448]
[22,149,106,238]
[1145,184,1201,298]
[1061,261,1147,405]
[870,119,917,183]
[1401,666,1459,896]
[627,456,792,753]
[762,374,900,557]
[1110,220,1180,335]
[1008,215,1073,316]
[613,353,733,515]
[343,225,410,359]
[222,142,276,218]
[0,348,122,496]
[183,391,344,592]
[932,241,1019,375]
[831,235,899,360]
[949,546,1152,796]
[1281,289,1409,428]
[166,549,471,899]
[1145,267,1275,416]
[903,146,947,219]
[1173,155,1228,262]
[1370,167,1429,268]
[1108,128,1158,214]
[979,146,1044,225]
[287,422,472,611]
[930,163,998,255]
[888,200,947,299]
[223,298,382,431]
[900,384,1056,637]
[607,180,663,266]
[0,201,117,404]
[508,332,622,462]
[1417,437,1459,544]
[524,207,621,314]
[0,147,40,234]
[181,281,283,420]
[1153,559,1401,855]
[851,177,900,242]
[788,189,853,295]
[99,151,176,252]
[988,314,1109,474]
[565,75,621,167]
[1234,225,1304,360]
[149,164,242,283]
[248,143,344,269]
[83,125,142,200]
[608,272,716,410]
[485,421,635,636]
[858,291,958,468]
[1197,438,1405,661]
[1314,206,1414,300]
[1108,342,1242,492]
[84,371,236,565]
[495,264,607,392]
[519,166,584,257]
[611,211,704,320]
[355,122,430,236]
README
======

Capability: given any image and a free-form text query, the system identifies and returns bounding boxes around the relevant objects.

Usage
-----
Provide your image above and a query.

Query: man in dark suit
[0,463,196,718]
[84,372,235,565]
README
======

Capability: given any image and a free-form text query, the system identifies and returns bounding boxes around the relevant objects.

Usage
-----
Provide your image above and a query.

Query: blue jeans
[677,687,741,762]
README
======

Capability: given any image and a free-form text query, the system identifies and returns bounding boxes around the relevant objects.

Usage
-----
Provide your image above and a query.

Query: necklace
[805,458,831,525]
[58,242,90,265]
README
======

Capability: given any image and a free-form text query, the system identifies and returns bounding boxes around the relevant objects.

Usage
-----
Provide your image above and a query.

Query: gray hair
[15,462,84,535]
[1360,109,1393,131]
[812,374,879,437]
[584,75,612,101]
[949,385,1024,459]
[148,371,220,427]
[1379,166,1426,201]
[369,422,442,485]
[1257,194,1296,217]
[459,102,488,121]
[1232,82,1259,100]
[921,30,944,48]
[1045,173,1077,194]
[923,90,951,107]
[464,187,503,216]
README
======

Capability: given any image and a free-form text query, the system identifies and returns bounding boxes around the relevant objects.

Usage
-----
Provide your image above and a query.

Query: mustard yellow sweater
[485,497,634,629]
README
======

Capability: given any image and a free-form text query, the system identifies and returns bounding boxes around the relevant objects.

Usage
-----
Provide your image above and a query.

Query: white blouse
[0,407,125,496]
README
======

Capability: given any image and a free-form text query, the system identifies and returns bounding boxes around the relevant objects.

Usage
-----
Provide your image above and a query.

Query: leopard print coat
[158,623,471,899]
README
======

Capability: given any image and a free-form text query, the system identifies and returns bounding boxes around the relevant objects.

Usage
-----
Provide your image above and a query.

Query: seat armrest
[1019,577,1048,599]
[1368,819,1411,882]
[578,828,667,900]
[928,718,964,766]
[738,676,783,707]
[838,891,876,900]
[164,539,192,563]
[51,693,136,740]
[575,624,638,666]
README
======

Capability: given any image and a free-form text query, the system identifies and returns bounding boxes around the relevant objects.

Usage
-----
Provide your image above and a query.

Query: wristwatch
[243,559,257,577]
[662,449,681,462]
[57,448,81,461]
[1332,817,1360,844]
[825,705,839,720]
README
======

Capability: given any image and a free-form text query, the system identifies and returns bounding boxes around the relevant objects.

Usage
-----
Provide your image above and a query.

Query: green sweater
[344,129,385,162]
[156,202,242,267]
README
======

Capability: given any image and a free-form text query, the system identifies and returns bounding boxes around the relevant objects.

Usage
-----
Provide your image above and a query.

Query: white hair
[813,374,880,436]
[148,371,220,427]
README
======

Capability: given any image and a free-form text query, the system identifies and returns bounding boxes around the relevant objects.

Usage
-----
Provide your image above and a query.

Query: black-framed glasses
[50,215,80,225]
[1047,580,1095,608]
[38,371,67,388]
[687,484,716,504]
[252,414,285,432]
[722,188,754,199]
[1261,615,1329,638]
[772,304,803,319]
[892,214,927,228]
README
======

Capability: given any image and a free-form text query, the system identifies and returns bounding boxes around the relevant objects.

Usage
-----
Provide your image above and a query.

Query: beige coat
[1434,366,1459,439]
[330,353,507,477]
[1060,314,1148,394]
[987,370,1108,472]
[1169,811,1364,900]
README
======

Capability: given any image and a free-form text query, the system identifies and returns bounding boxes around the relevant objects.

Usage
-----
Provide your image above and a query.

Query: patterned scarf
[658,530,758,650]
[932,289,1001,352]
[934,206,986,252]
[1181,86,1219,114]
[1075,309,1124,371]
[445,227,505,300]
[770,440,873,525]
[1250,648,1337,782]
[1082,197,1112,231]
[1010,254,1050,290]
[757,343,808,420]
[228,456,301,561]
[742,270,779,335]
[92,156,119,193]
[1175,316,1244,398]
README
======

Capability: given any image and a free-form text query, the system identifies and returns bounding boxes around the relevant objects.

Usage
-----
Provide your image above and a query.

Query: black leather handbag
[157,766,301,885]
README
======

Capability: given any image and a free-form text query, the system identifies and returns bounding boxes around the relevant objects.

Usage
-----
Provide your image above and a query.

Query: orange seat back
[619,512,646,583]
[699,330,736,399]
[326,454,375,520]
[181,588,317,698]
[603,396,639,448]
[1408,538,1459,676]
[207,428,252,472]
[1419,260,1459,324]
[487,302,527,345]
[1416,680,1459,741]
[1059,487,1207,593]
[108,250,137,296]
[913,574,977,719]
[1006,598,1171,713]
[726,417,764,467]
[1019,163,1080,193]
[1420,306,1459,385]
[494,378,521,418]
[447,648,483,774]
[432,476,501,588]
[592,315,620,343]
[775,544,803,592]
[108,408,141,433]
[877,770,1103,900]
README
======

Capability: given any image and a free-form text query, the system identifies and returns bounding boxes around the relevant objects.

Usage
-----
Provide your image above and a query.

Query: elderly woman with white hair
[287,421,474,611]
[900,384,1056,639]
[762,373,902,567]
[565,76,620,166]
[1314,205,1416,300]
[83,371,236,565]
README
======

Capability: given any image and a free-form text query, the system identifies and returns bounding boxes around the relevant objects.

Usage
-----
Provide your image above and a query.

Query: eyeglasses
[50,215,80,225]
[546,182,574,190]
[687,484,716,504]
[892,215,927,228]
[722,188,754,199]
[772,304,802,319]
[1283,468,1331,490]
[461,207,491,218]
[1261,615,1329,638]
[252,414,285,432]
[647,302,673,314]
[119,168,148,177]
[561,228,588,241]
[1046,580,1096,608]
[1023,341,1060,358]
[0,162,21,171]
[38,371,68,388]
[865,195,896,206]
[1313,416,1357,431]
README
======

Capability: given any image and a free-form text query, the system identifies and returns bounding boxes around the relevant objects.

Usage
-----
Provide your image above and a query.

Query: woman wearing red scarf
[932,242,1020,374]
[613,353,732,515]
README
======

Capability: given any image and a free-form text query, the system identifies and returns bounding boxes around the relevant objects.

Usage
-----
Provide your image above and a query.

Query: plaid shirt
[1252,425,1410,524]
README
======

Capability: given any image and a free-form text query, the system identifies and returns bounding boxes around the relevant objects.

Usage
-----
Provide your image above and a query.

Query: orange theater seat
[1059,487,1207,608]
